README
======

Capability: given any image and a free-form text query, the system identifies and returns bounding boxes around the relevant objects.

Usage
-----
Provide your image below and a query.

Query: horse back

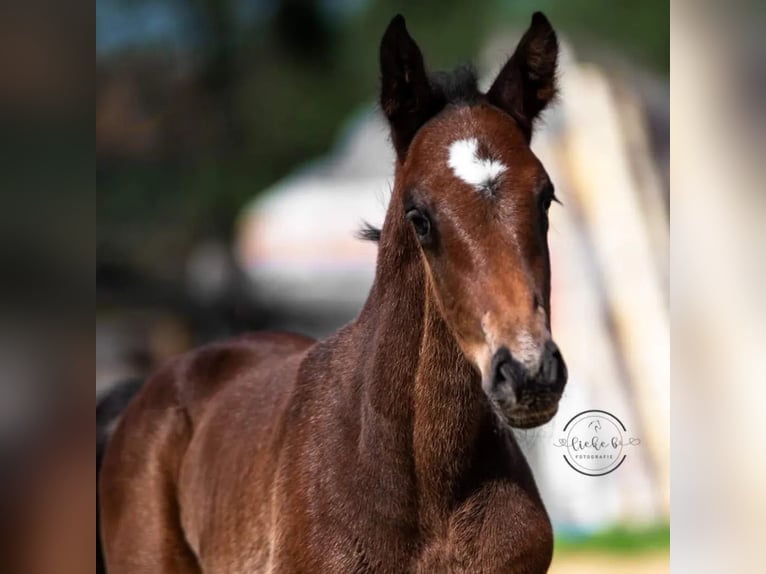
[173,332,316,421]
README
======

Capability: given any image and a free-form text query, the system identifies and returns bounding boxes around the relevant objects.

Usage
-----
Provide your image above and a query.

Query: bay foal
[100,12,567,573]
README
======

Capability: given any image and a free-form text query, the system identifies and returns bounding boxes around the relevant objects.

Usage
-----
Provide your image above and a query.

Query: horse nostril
[490,347,525,395]
[541,340,567,391]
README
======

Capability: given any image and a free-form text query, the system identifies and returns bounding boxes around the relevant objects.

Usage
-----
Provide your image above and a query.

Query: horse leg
[99,376,202,574]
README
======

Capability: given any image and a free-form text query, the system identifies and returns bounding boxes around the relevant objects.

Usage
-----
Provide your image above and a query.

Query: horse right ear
[379,15,444,161]
[487,12,559,141]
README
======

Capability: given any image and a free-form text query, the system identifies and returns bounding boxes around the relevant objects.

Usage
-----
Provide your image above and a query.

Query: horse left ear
[487,12,559,141]
[379,15,444,160]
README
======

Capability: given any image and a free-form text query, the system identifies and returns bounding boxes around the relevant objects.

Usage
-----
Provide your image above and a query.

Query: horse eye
[405,208,431,239]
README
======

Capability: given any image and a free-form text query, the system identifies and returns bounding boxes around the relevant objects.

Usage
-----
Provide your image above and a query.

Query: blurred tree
[185,0,242,149]
[275,0,330,61]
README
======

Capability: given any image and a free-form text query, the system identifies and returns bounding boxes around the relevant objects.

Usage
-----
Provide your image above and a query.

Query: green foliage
[500,0,669,74]
[554,522,670,556]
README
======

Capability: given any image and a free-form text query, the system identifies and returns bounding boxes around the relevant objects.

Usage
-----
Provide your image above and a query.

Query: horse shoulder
[175,332,316,566]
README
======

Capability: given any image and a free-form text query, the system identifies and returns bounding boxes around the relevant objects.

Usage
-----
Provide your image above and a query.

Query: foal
[100,12,567,573]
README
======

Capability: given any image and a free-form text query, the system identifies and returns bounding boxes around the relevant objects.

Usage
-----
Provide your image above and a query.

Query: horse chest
[412,486,554,573]
[268,480,551,573]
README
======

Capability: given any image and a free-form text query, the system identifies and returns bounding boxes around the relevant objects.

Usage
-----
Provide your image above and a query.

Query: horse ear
[487,12,559,141]
[379,15,444,160]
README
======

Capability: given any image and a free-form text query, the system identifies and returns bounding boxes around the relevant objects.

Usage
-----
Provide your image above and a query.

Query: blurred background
[97,0,669,571]
[671,1,766,573]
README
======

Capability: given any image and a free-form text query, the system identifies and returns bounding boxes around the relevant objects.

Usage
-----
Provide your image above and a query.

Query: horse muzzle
[482,340,567,429]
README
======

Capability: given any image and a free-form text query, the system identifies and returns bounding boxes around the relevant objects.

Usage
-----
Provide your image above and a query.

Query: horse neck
[353,201,489,531]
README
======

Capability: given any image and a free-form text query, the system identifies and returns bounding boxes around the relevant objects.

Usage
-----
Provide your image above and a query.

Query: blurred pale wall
[672,1,766,572]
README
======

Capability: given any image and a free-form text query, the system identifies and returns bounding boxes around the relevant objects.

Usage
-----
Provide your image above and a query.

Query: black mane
[430,64,480,105]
